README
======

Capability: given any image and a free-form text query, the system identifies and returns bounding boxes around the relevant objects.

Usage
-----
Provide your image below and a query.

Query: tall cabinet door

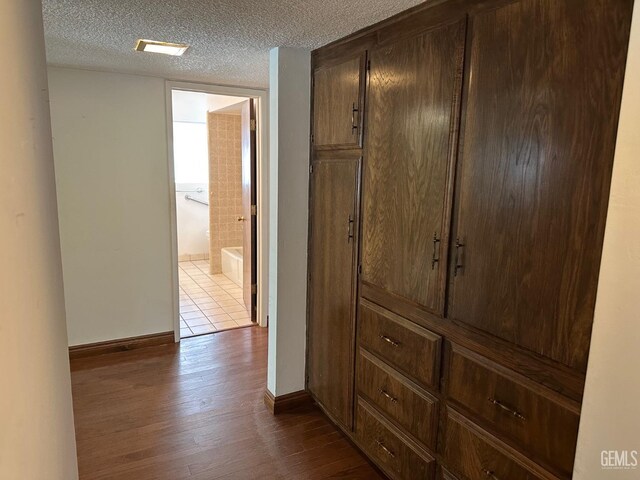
[448,0,632,370]
[361,20,466,314]
[307,157,361,429]
[313,54,366,149]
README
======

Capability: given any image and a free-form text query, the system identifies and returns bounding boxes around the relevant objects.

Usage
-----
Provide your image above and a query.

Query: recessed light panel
[135,39,189,56]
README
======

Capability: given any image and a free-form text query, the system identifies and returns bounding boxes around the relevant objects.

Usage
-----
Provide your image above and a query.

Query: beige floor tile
[235,318,254,327]
[180,305,200,313]
[195,301,219,310]
[208,313,232,323]
[216,299,238,306]
[181,310,205,320]
[190,324,216,335]
[201,307,225,316]
[213,320,238,331]
[228,310,251,320]
[185,317,210,327]
[223,304,247,313]
[180,328,193,337]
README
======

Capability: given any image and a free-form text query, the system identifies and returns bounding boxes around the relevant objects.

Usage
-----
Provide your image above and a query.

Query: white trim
[165,81,270,343]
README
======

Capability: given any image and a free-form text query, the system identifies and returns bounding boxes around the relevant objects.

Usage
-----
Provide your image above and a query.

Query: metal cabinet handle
[431,232,441,269]
[454,238,464,276]
[376,440,395,458]
[379,335,400,347]
[488,397,526,421]
[378,388,398,404]
[348,215,354,242]
[482,468,500,480]
[351,102,359,134]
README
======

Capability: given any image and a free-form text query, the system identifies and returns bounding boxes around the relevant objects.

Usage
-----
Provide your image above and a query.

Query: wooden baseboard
[69,331,175,360]
[264,389,314,415]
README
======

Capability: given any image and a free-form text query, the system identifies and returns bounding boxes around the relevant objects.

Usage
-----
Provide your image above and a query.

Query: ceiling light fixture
[134,39,189,56]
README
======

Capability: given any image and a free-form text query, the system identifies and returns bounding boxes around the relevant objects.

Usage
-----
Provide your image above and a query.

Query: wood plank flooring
[70,326,384,479]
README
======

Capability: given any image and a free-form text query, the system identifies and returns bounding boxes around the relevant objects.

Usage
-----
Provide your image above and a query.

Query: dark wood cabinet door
[313,54,365,149]
[449,0,633,370]
[361,20,466,314]
[307,157,361,429]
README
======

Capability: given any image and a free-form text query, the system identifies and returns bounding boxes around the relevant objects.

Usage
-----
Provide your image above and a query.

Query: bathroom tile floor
[179,260,254,338]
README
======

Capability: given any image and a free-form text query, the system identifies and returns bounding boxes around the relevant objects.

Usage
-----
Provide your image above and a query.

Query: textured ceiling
[42,0,424,88]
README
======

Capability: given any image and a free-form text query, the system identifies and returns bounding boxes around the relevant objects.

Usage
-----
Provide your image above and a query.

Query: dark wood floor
[70,326,384,479]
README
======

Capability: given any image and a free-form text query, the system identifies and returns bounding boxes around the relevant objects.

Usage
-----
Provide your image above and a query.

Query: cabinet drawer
[356,397,435,480]
[446,344,580,477]
[359,300,441,390]
[443,408,558,480]
[357,348,438,449]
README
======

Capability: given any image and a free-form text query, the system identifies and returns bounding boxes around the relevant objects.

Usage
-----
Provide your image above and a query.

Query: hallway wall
[1,2,78,478]
[48,67,174,346]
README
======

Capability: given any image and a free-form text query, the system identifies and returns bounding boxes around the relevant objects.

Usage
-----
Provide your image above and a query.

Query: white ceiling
[42,0,424,88]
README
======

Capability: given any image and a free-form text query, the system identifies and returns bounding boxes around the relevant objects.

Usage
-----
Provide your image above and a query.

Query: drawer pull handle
[351,103,359,134]
[379,335,400,347]
[379,389,398,403]
[488,397,526,421]
[482,468,500,480]
[376,440,396,458]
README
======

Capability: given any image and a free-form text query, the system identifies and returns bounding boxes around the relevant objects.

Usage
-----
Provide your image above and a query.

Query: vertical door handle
[454,238,464,276]
[347,215,354,242]
[351,103,359,134]
[431,232,440,269]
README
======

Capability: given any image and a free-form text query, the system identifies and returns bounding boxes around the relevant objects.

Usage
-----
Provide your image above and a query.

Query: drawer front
[446,344,579,477]
[356,398,436,480]
[443,408,556,480]
[357,348,438,449]
[359,300,442,390]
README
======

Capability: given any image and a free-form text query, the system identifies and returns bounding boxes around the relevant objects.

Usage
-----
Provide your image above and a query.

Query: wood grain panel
[449,0,633,370]
[362,19,466,314]
[361,281,585,402]
[313,55,365,149]
[307,157,361,429]
[356,397,436,480]
[359,299,442,391]
[356,348,439,449]
[442,408,558,480]
[445,343,580,478]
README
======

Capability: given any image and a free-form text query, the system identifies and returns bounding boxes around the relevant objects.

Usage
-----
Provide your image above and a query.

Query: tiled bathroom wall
[207,112,243,274]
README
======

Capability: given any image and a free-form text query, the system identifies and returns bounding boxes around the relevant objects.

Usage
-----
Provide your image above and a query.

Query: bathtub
[221,247,243,287]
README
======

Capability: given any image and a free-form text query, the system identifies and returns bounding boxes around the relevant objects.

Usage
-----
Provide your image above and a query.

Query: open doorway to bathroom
[169,88,259,339]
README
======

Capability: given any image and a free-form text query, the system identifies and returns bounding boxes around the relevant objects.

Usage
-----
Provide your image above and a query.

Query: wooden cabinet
[356,398,436,480]
[312,54,366,149]
[445,343,580,477]
[359,300,441,390]
[307,157,361,429]
[307,0,633,479]
[448,0,632,371]
[442,408,555,480]
[361,20,465,314]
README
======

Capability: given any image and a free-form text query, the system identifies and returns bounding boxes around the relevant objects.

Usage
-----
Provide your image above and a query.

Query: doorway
[167,84,265,340]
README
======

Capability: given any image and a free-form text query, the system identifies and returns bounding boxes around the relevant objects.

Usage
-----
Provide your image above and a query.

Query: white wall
[0,1,78,478]
[267,47,311,396]
[176,182,209,258]
[48,67,174,346]
[173,120,209,258]
[574,4,640,478]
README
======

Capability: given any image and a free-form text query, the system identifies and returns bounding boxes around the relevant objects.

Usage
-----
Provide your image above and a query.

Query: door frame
[165,80,269,342]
